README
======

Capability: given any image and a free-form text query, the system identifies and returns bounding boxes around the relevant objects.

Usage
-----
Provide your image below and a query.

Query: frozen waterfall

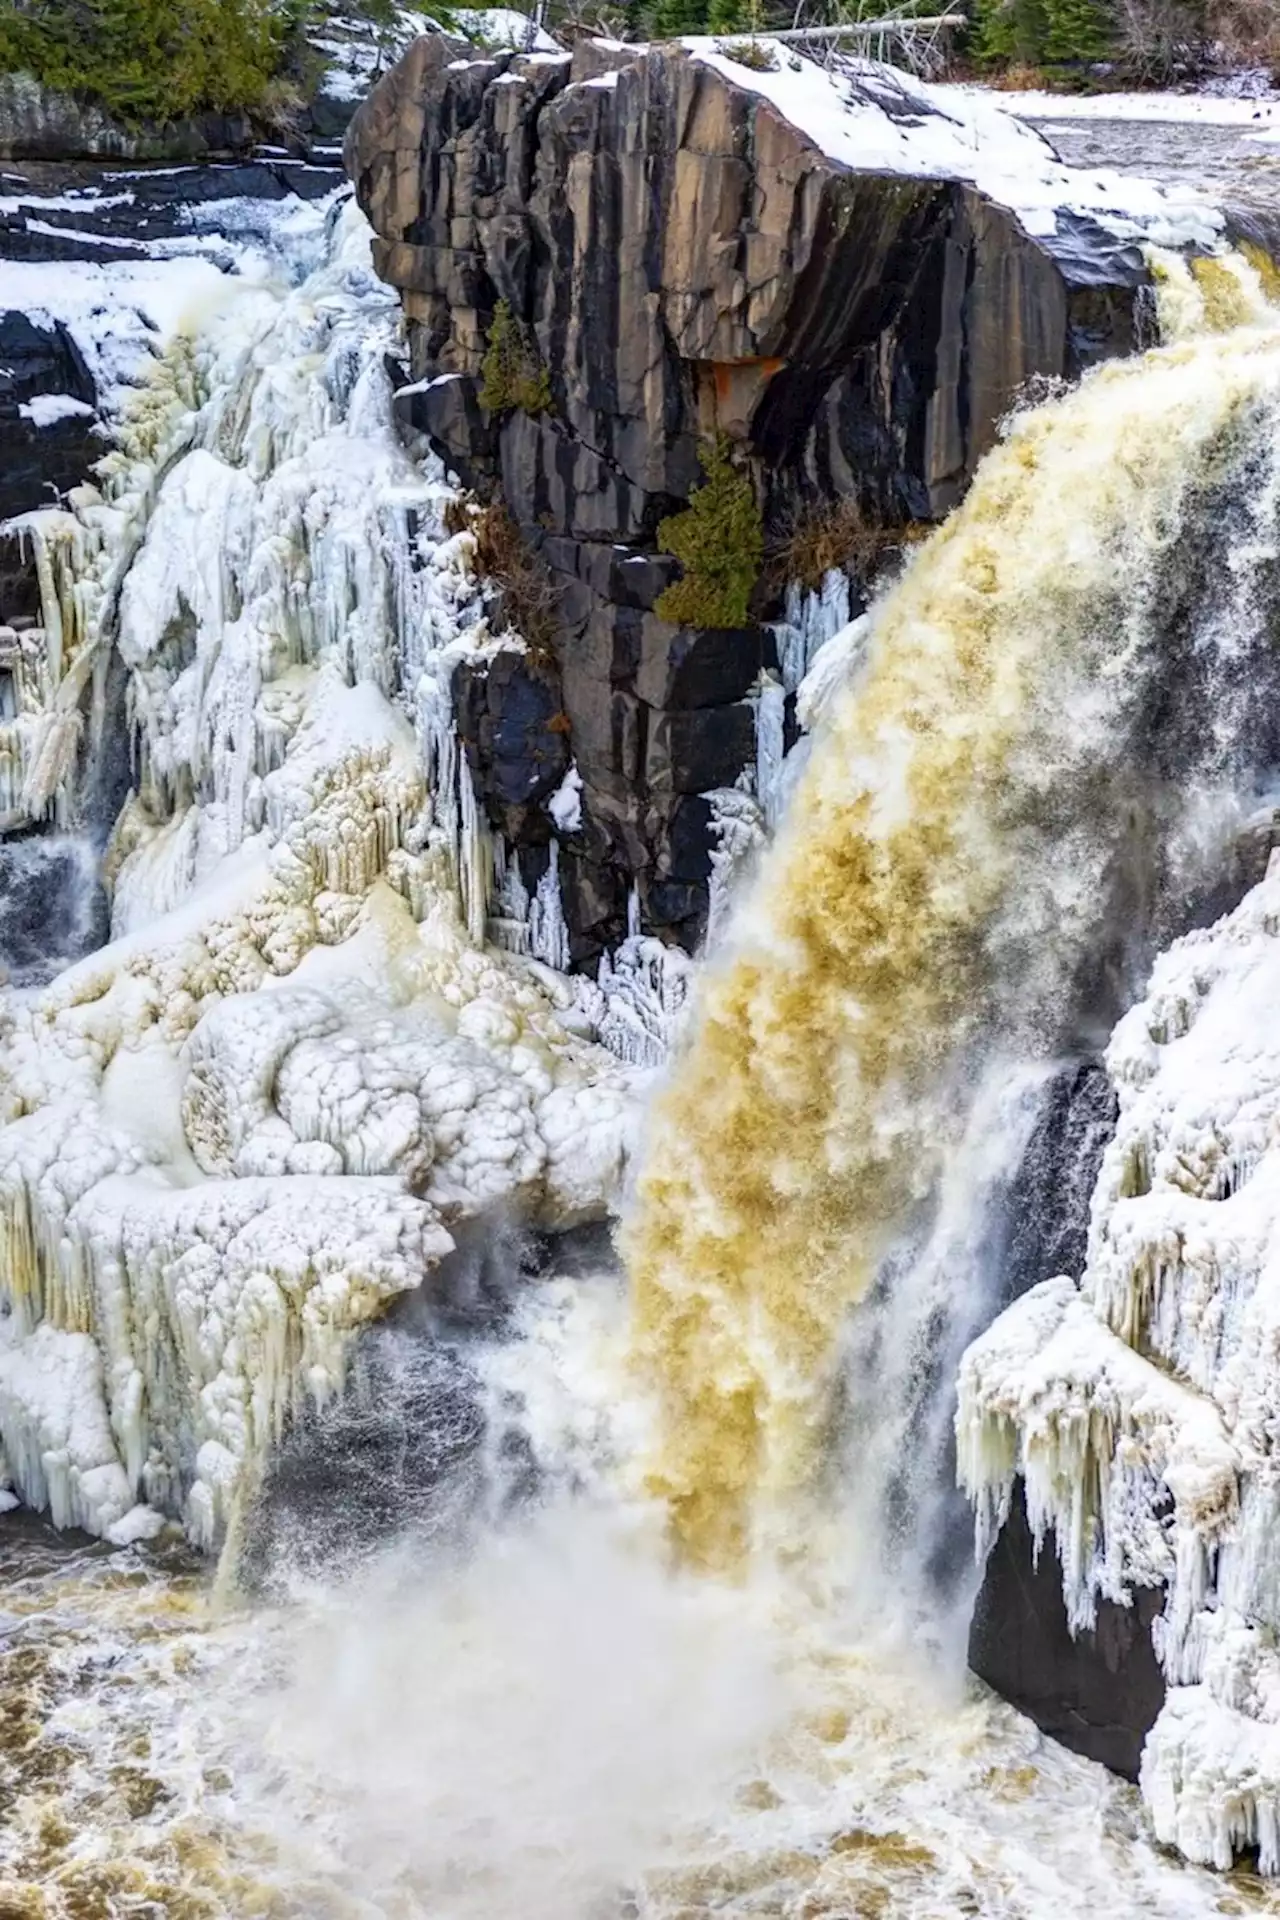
[0,201,638,1551]
[7,155,1280,1903]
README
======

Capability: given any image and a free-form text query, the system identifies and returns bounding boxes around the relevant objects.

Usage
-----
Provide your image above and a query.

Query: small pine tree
[479,300,552,417]
[656,437,762,631]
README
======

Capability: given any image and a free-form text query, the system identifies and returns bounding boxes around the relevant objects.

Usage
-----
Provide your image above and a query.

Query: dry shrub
[443,493,473,537]
[1112,0,1207,80]
[471,503,562,660]
[1207,0,1280,65]
[770,498,928,593]
[987,59,1052,86]
[535,2,629,43]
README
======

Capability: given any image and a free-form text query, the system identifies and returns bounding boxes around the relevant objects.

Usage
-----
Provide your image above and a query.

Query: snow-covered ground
[311,4,558,114]
[688,44,1224,247]
[1,182,345,419]
[950,81,1280,138]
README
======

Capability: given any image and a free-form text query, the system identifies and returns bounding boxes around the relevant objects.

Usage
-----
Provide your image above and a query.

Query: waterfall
[8,133,1280,1902]
[624,285,1280,1579]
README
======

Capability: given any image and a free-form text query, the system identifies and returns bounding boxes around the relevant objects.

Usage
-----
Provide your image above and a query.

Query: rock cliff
[346,35,1164,956]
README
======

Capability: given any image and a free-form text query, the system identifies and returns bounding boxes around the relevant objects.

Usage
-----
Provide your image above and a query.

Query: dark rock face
[455,645,570,838]
[0,310,100,523]
[347,36,1147,956]
[0,72,256,162]
[969,1484,1166,1780]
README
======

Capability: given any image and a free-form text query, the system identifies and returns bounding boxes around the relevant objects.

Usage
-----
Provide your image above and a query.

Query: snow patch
[18,394,96,429]
[547,764,583,834]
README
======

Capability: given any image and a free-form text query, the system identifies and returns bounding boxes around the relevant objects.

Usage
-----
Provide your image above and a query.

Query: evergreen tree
[1043,0,1114,61]
[656,437,762,630]
[650,0,711,35]
[970,0,1051,63]
[972,0,1117,64]
[706,0,754,33]
[0,0,292,124]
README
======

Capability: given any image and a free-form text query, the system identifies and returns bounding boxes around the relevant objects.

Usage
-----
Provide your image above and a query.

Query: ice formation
[0,201,635,1549]
[957,853,1280,1871]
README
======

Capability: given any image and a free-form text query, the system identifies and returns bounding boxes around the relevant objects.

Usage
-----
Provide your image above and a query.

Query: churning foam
[0,1276,1260,1920]
[625,289,1280,1572]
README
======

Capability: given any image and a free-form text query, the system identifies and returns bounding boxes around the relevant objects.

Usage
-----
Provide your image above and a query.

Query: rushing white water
[1,1269,1273,1920]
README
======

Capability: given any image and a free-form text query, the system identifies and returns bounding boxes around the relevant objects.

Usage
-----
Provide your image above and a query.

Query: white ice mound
[957,850,1280,1870]
[0,202,637,1552]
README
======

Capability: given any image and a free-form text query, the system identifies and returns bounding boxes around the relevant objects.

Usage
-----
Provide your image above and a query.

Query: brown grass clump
[987,60,1051,88]
[769,498,928,594]
[471,503,561,660]
[1208,0,1280,68]
[443,493,473,538]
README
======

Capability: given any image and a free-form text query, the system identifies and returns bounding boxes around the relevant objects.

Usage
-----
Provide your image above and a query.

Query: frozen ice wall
[0,201,637,1551]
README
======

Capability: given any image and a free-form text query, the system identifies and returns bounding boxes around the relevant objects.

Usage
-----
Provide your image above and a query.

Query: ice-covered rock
[958,852,1280,1870]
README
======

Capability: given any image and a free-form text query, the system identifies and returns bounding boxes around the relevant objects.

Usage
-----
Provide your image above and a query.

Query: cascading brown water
[624,265,1280,1574]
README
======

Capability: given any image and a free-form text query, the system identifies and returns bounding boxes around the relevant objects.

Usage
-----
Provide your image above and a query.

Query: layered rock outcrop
[346,36,1153,956]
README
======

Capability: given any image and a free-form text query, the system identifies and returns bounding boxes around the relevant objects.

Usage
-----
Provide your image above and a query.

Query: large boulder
[969,1484,1166,1781]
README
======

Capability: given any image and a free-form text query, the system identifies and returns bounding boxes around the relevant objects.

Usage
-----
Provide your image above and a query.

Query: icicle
[706,788,766,952]
[529,842,571,972]
[489,840,531,955]
[753,671,787,833]
[768,568,854,697]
